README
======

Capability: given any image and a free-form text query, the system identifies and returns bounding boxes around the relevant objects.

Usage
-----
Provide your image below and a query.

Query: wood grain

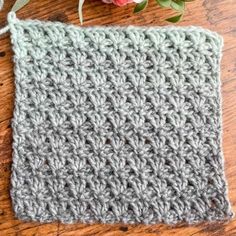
[0,0,236,235]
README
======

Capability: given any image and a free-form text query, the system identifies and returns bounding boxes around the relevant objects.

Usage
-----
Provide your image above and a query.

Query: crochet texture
[7,12,233,224]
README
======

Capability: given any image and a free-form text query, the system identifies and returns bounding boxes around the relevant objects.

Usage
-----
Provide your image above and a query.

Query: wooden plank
[0,0,235,235]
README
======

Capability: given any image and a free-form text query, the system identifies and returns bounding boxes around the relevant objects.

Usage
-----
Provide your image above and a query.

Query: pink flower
[112,0,133,6]
[102,0,143,7]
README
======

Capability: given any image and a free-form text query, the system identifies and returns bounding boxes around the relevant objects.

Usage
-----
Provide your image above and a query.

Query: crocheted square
[8,12,233,224]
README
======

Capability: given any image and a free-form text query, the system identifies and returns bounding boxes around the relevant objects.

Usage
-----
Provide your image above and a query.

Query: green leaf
[156,0,172,8]
[11,0,30,12]
[170,0,185,12]
[134,0,148,13]
[166,14,182,23]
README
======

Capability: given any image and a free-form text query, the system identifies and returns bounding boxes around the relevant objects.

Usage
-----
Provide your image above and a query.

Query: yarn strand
[0,0,3,10]
[0,25,9,35]
[0,0,30,36]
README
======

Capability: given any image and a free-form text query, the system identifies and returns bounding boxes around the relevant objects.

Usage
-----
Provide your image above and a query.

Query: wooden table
[0,0,235,235]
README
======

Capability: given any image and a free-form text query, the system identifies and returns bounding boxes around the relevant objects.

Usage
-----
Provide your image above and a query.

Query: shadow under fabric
[0,9,234,224]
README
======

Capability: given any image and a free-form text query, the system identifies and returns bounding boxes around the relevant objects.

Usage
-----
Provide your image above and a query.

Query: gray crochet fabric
[7,12,233,224]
